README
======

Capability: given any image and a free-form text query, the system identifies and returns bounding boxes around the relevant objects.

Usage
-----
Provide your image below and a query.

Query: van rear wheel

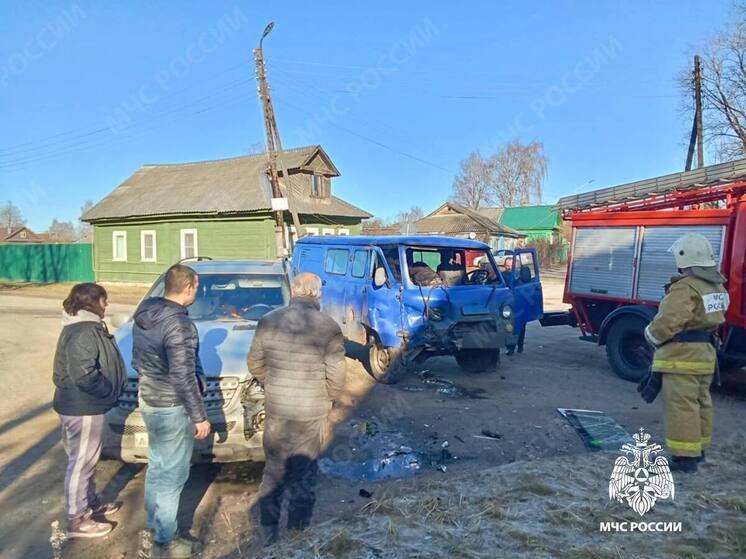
[605,316,652,382]
[455,349,499,373]
[368,341,409,384]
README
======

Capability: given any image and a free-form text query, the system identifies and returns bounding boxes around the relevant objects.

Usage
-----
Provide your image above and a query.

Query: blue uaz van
[291,236,543,382]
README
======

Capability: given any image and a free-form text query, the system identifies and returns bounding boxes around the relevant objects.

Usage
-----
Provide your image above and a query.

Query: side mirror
[373,267,388,288]
[111,313,131,329]
[519,265,533,283]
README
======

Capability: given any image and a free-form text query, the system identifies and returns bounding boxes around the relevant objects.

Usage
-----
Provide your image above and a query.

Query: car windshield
[146,273,289,321]
[405,247,502,287]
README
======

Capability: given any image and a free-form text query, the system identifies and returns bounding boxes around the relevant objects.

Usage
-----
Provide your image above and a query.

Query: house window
[311,175,322,197]
[325,248,349,275]
[305,227,319,236]
[180,229,198,260]
[322,228,335,236]
[140,230,157,262]
[112,231,127,262]
[20,231,26,239]
[337,228,350,236]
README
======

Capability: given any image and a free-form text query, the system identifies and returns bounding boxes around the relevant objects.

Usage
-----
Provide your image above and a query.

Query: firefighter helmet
[669,233,716,269]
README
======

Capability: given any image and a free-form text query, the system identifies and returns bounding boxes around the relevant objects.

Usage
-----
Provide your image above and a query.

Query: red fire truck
[541,159,746,381]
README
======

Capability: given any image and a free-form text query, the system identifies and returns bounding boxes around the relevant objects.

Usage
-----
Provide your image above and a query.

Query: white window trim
[305,227,319,236]
[337,228,350,236]
[322,227,335,236]
[112,231,127,262]
[180,228,198,260]
[140,230,157,262]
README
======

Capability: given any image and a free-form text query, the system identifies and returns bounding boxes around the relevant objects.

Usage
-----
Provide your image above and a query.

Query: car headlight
[501,305,513,319]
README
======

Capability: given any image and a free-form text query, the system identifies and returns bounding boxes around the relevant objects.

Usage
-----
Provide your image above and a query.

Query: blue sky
[0,1,734,231]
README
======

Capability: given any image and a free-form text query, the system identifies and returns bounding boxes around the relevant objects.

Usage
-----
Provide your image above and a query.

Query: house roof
[496,205,560,231]
[1,226,43,243]
[82,145,370,222]
[416,202,525,238]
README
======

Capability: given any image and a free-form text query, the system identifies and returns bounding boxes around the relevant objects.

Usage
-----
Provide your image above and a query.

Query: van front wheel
[368,341,409,384]
[455,349,499,373]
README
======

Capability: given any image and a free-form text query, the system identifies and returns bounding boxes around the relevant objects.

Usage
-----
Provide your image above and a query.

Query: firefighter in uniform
[638,233,729,473]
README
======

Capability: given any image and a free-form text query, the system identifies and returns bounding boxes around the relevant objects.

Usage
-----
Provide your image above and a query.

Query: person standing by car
[639,233,729,473]
[53,283,126,538]
[248,272,346,545]
[132,264,210,559]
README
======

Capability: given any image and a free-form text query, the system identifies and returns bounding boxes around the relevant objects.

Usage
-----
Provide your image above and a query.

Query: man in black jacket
[133,264,210,559]
[248,272,346,545]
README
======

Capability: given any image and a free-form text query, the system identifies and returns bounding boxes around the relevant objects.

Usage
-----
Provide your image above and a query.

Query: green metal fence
[0,243,94,283]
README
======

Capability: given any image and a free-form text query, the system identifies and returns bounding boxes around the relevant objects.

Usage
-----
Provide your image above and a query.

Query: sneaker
[91,500,122,517]
[67,517,113,539]
[669,456,698,473]
[151,536,201,559]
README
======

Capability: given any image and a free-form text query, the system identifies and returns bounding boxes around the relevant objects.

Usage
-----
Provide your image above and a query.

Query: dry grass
[218,444,746,559]
[0,281,149,305]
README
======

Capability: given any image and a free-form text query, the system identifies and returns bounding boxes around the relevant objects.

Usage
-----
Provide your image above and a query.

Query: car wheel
[455,349,499,373]
[367,340,409,384]
[605,316,652,382]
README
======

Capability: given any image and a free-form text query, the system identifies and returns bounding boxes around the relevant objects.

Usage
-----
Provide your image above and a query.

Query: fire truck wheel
[455,349,500,373]
[605,316,652,382]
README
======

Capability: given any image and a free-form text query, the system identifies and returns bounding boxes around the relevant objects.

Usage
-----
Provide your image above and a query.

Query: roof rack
[557,158,746,213]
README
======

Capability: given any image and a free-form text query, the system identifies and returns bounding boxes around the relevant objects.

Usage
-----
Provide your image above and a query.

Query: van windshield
[145,273,290,321]
[405,247,501,287]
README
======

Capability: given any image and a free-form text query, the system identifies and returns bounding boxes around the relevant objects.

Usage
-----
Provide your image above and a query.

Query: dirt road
[0,276,744,558]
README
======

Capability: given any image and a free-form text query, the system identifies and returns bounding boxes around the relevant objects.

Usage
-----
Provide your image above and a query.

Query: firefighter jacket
[644,271,729,374]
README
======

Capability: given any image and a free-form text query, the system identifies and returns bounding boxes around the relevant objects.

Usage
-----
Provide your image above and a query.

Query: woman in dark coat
[52,283,126,538]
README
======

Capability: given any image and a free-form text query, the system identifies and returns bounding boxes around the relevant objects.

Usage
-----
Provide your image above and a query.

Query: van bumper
[417,316,513,352]
[102,405,265,464]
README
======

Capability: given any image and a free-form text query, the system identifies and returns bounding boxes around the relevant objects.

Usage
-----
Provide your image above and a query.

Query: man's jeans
[141,404,194,545]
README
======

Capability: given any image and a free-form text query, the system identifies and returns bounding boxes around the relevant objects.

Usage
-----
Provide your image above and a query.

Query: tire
[367,340,409,384]
[455,349,500,373]
[605,316,652,382]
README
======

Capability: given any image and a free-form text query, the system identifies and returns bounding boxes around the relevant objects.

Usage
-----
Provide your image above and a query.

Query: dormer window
[311,174,330,198]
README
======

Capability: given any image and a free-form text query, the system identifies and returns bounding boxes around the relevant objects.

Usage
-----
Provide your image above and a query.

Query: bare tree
[490,140,548,207]
[682,3,746,160]
[48,219,78,243]
[0,200,25,233]
[451,151,495,210]
[78,200,94,242]
[396,206,423,234]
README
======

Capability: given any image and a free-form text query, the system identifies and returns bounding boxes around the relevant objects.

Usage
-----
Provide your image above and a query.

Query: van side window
[351,250,368,278]
[325,248,350,275]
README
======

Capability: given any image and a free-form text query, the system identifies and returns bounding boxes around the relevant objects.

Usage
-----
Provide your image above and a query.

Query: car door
[365,247,404,348]
[510,248,543,332]
[320,246,350,327]
[343,249,370,344]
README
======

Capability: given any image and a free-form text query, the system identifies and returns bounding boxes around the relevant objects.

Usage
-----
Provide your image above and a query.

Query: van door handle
[322,279,327,286]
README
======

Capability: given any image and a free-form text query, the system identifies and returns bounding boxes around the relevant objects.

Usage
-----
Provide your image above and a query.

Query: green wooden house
[494,205,561,243]
[82,145,371,282]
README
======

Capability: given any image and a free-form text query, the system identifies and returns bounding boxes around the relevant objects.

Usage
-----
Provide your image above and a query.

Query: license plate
[135,433,149,447]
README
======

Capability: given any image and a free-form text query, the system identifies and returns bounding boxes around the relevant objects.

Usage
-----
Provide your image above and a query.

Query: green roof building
[496,205,561,242]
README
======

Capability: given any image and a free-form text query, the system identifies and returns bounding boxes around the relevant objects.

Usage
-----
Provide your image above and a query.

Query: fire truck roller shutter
[569,227,637,299]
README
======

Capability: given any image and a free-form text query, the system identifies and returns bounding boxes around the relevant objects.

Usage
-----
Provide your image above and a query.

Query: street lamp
[259,21,274,49]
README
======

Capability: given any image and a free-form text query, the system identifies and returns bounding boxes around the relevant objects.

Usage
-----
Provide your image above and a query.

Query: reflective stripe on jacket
[644,274,728,375]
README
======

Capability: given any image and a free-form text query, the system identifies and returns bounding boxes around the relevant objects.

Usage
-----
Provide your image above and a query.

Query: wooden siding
[93,215,361,282]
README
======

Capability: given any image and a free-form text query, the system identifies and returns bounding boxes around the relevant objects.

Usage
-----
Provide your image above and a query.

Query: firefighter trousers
[661,373,713,457]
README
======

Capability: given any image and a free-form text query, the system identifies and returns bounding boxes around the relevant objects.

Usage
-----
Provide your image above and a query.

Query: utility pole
[685,54,705,171]
[254,23,303,258]
[694,54,704,169]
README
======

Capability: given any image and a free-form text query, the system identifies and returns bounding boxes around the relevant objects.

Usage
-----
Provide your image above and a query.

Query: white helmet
[669,233,716,269]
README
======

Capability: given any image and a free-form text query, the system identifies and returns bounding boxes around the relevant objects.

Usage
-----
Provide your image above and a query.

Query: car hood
[115,320,256,379]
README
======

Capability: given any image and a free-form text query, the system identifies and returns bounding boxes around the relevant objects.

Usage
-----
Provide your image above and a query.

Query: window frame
[351,250,369,278]
[140,230,157,262]
[337,228,350,236]
[305,227,319,236]
[322,228,335,236]
[311,174,322,197]
[180,228,199,260]
[324,248,350,276]
[112,231,127,262]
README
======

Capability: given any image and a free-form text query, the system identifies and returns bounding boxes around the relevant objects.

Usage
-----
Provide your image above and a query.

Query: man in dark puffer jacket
[133,264,210,559]
[248,272,346,544]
